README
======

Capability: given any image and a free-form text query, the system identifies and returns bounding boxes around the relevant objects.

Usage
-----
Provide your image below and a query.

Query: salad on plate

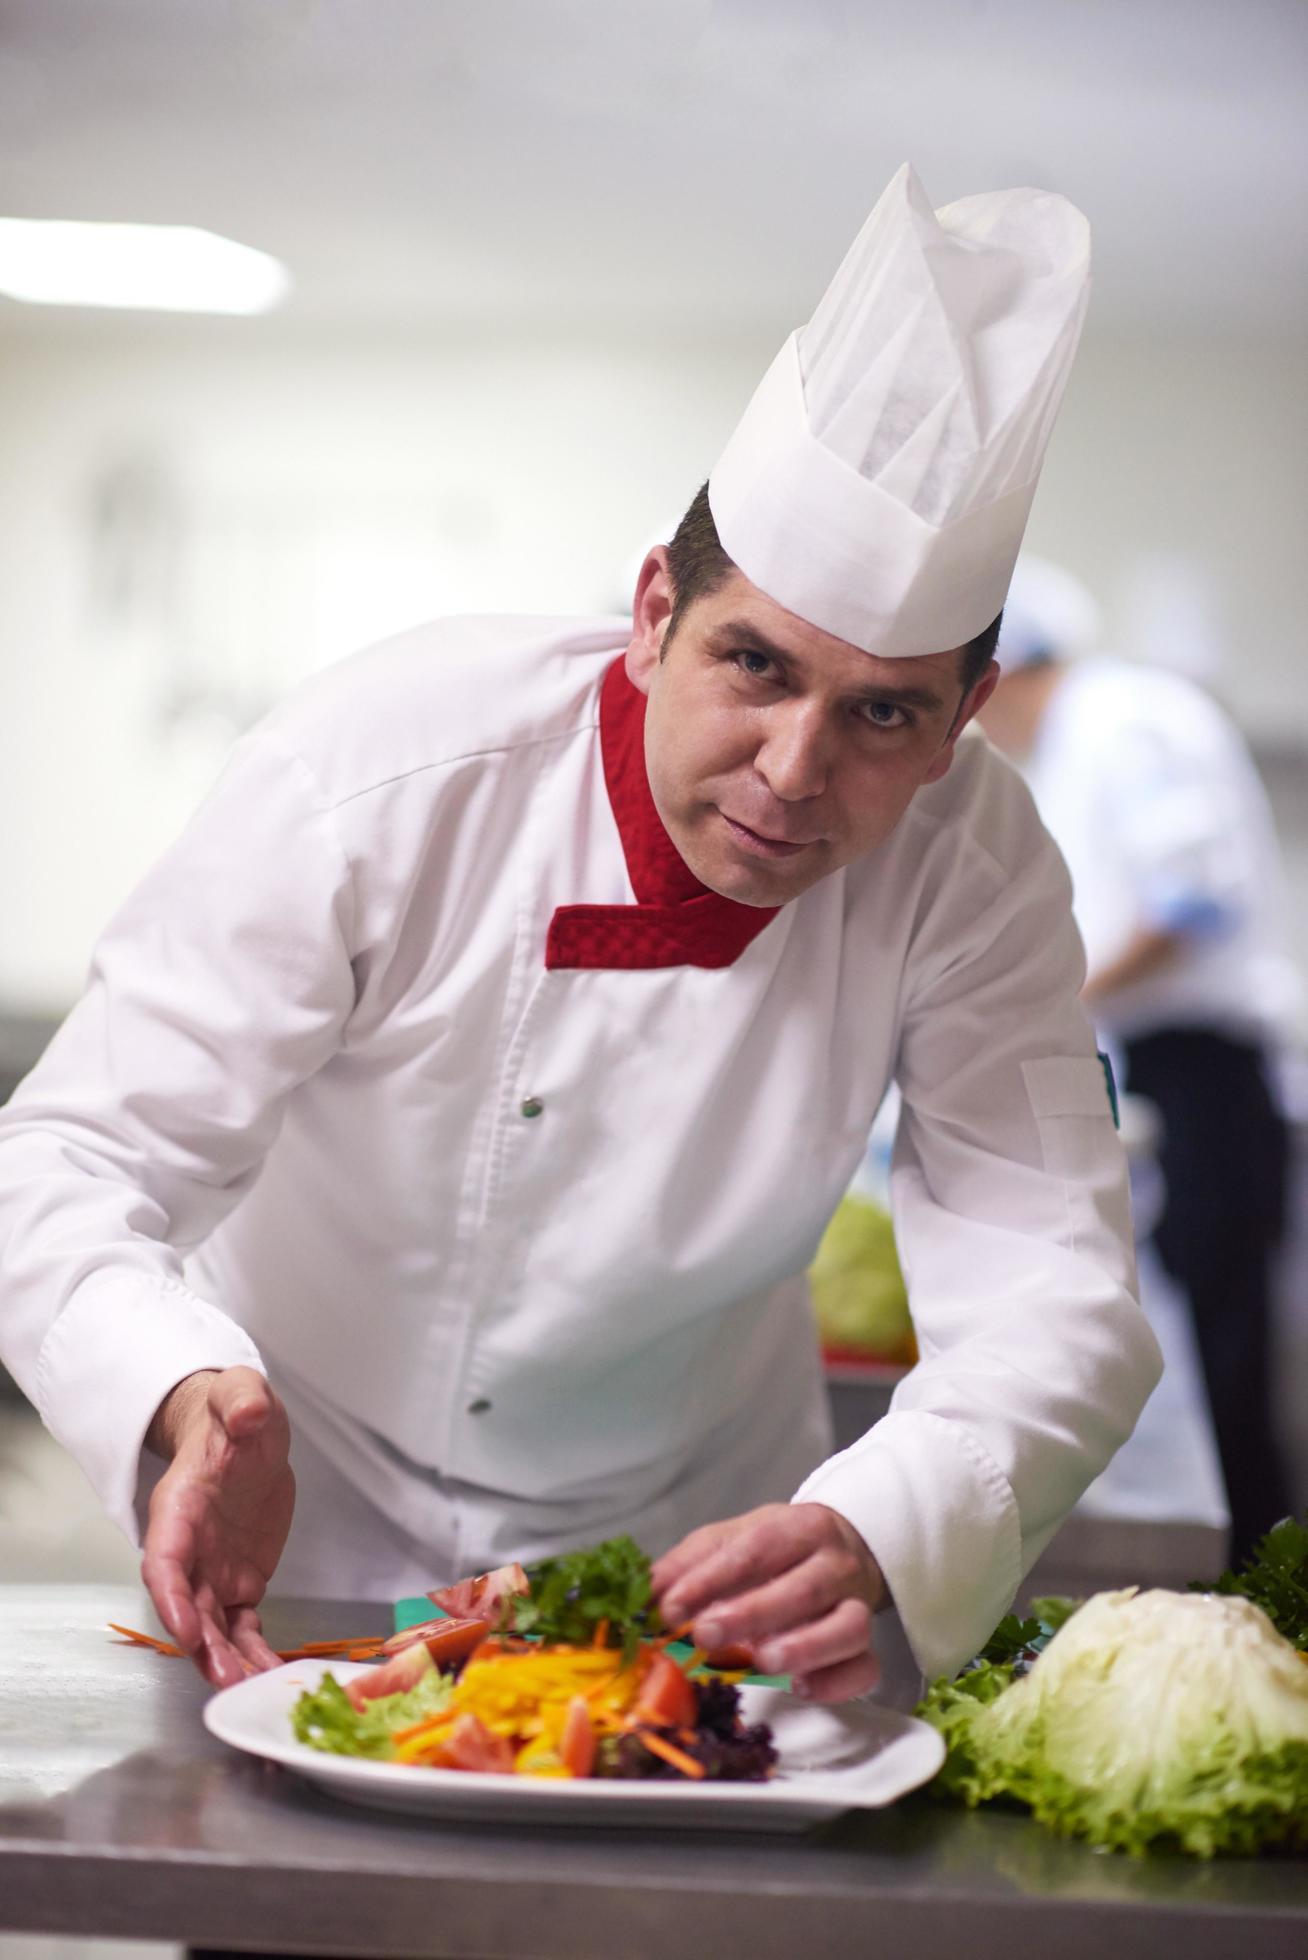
[290,1536,778,1784]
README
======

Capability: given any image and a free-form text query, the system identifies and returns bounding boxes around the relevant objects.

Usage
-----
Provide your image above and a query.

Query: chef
[0,165,1160,1698]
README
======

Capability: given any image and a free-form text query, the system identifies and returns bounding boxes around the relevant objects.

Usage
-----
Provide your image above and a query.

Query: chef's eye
[859,699,911,729]
[733,648,778,679]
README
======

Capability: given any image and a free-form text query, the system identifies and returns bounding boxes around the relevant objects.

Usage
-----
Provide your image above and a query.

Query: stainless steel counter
[1,1586,1305,1959]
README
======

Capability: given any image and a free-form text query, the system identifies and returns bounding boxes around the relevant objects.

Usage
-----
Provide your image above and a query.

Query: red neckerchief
[544,657,781,970]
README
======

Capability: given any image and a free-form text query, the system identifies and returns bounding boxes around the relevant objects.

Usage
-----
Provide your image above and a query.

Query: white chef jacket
[0,615,1160,1681]
[1022,659,1302,1049]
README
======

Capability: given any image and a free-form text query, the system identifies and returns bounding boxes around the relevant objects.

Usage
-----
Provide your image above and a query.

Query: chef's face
[625,551,998,908]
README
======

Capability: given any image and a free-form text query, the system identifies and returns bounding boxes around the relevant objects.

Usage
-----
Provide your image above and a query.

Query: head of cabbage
[918,1587,1308,1856]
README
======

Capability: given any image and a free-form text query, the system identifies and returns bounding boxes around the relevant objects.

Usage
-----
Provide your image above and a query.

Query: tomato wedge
[380,1615,493,1668]
[426,1579,478,1618]
[345,1640,434,1712]
[559,1694,597,1778]
[427,1562,529,1626]
[634,1651,697,1729]
[430,1713,515,1774]
[702,1642,756,1671]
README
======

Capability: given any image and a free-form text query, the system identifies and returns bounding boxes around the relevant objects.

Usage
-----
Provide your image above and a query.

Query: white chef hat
[996,554,1103,669]
[708,163,1091,659]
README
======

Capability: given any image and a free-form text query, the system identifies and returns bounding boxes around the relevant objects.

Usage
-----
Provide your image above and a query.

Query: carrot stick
[592,1619,610,1649]
[635,1729,707,1779]
[107,1622,184,1657]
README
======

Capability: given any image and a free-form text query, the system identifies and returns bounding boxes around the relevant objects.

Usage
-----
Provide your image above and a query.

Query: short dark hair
[959,611,1002,691]
[665,482,736,646]
[665,481,999,694]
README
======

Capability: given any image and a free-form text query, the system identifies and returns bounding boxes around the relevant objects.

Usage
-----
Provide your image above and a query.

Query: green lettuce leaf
[291,1668,455,1759]
[1026,1595,1083,1638]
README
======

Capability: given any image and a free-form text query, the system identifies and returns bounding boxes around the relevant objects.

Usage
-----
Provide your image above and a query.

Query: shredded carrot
[392,1712,458,1746]
[592,1618,609,1648]
[109,1622,388,1663]
[635,1729,707,1779]
[107,1622,184,1657]
[284,1637,386,1657]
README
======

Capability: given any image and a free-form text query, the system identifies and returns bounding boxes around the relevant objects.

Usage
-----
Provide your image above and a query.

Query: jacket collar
[545,656,780,971]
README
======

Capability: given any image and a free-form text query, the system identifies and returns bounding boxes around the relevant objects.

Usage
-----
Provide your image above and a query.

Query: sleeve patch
[1021,1054,1118,1122]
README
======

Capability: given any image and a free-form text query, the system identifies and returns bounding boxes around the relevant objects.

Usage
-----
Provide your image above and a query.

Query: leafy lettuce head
[920,1587,1308,1856]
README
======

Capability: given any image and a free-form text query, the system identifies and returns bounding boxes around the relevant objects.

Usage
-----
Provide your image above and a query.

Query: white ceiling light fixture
[0,219,290,313]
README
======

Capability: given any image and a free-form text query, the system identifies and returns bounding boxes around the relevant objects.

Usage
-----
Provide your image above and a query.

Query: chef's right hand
[140,1366,295,1688]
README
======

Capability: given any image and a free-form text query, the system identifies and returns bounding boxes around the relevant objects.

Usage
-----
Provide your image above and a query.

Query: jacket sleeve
[0,728,356,1543]
[793,774,1163,1682]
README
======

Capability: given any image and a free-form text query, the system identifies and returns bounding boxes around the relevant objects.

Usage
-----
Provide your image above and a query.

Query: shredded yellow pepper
[391,1642,655,1770]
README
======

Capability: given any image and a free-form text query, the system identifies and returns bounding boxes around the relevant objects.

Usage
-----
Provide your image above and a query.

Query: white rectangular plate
[204,1659,944,1832]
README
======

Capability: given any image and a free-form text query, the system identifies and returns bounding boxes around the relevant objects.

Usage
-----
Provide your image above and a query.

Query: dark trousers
[1123,1025,1293,1565]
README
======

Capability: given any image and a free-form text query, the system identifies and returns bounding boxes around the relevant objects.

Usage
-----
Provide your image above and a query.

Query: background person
[980,559,1301,1562]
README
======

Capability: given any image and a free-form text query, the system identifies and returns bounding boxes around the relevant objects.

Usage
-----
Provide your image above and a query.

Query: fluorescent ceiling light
[0,219,290,314]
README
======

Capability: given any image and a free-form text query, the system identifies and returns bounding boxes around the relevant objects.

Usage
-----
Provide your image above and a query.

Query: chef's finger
[142,1568,203,1658]
[141,1519,204,1657]
[688,1548,854,1649]
[656,1506,809,1619]
[750,1595,876,1683]
[195,1618,250,1689]
[189,1588,255,1687]
[649,1521,735,1601]
[791,1643,881,1706]
[228,1604,282,1673]
[652,1504,796,1584]
[209,1366,276,1443]
[193,1580,230,1641]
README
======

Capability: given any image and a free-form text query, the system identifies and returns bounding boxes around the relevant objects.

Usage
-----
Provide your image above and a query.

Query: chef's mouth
[719,812,819,859]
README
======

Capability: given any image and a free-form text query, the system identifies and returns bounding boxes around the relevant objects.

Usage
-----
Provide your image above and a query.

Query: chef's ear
[625,547,674,695]
[923,659,1001,784]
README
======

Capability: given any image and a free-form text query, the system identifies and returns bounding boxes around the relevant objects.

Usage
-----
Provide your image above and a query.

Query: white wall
[1,317,1305,1013]
[1027,333,1308,722]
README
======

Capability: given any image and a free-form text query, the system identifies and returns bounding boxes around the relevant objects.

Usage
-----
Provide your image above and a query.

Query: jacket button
[520,1096,544,1119]
[467,1397,492,1415]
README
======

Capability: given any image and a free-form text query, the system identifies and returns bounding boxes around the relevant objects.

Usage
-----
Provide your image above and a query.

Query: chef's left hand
[651,1503,886,1703]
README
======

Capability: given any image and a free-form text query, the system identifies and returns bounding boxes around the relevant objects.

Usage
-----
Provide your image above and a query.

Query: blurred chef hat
[996,554,1103,669]
[708,163,1091,659]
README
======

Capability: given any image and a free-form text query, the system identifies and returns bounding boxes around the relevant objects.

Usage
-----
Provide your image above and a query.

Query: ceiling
[0,0,1305,338]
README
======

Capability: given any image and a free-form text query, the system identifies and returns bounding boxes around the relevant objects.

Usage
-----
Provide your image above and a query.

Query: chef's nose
[754,702,830,802]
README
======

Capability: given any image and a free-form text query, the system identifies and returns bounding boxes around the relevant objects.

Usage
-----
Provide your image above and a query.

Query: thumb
[210,1366,273,1441]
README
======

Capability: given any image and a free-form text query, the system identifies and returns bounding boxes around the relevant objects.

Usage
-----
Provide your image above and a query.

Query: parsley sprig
[1194,1511,1308,1651]
[512,1535,661,1662]
[970,1596,1083,1673]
